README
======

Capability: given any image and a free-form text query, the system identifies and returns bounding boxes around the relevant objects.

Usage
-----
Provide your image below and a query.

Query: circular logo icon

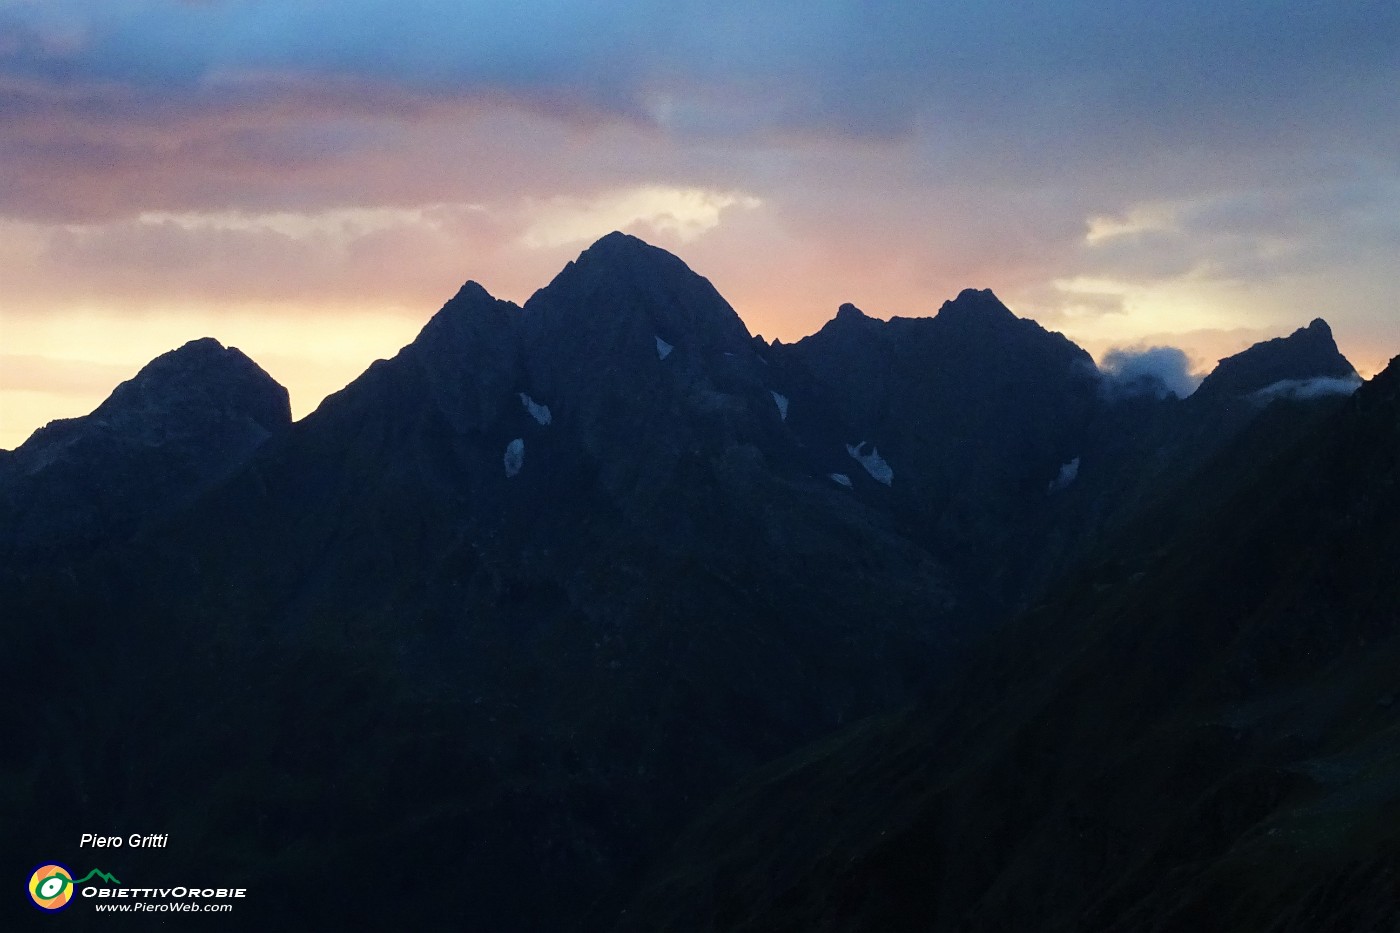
[28,864,75,912]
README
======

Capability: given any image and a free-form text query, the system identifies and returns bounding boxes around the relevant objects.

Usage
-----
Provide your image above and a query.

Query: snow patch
[770,391,789,421]
[503,438,525,477]
[655,336,674,360]
[1047,457,1080,493]
[519,392,552,425]
[828,472,852,488]
[846,442,893,486]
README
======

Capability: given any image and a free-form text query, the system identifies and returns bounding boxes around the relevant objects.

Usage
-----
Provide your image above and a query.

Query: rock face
[0,233,1371,933]
[0,337,289,564]
[519,231,776,497]
[771,287,1103,617]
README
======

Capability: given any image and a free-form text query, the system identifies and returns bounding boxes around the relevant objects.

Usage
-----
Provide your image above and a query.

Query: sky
[2,1,1398,449]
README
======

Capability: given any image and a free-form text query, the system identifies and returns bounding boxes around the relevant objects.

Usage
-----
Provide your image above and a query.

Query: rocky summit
[1,234,1384,933]
[0,337,289,567]
[1194,317,1358,400]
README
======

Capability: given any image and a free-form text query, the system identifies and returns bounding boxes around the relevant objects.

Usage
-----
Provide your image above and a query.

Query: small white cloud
[655,336,674,360]
[828,472,852,488]
[519,185,761,249]
[132,205,464,241]
[1251,374,1361,401]
[1084,204,1179,244]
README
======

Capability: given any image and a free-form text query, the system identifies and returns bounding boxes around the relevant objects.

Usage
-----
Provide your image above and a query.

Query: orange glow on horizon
[4,278,1394,453]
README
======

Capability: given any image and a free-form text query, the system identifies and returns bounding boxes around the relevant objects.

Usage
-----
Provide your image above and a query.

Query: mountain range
[622,336,1400,933]
[2,233,1386,932]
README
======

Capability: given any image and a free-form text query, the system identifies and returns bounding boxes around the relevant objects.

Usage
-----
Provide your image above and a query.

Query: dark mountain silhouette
[1009,316,1361,603]
[770,288,1101,618]
[0,234,1376,932]
[4,236,952,931]
[1194,317,1357,400]
[618,354,1400,933]
[0,338,289,567]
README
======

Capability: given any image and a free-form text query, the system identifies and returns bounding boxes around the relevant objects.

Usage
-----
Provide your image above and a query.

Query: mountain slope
[618,356,1400,932]
[767,289,1103,617]
[1010,314,1362,603]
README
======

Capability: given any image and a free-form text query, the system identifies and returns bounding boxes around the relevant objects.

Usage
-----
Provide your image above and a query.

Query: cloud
[2,3,1396,331]
[1077,180,1400,285]
[1098,346,1203,400]
[133,204,466,239]
[0,184,762,315]
[518,185,760,248]
[0,2,1397,444]
[1251,374,1363,402]
[2,3,1396,218]
[0,354,133,396]
[0,204,483,314]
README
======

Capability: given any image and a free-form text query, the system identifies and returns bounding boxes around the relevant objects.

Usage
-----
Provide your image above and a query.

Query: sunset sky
[2,1,1397,449]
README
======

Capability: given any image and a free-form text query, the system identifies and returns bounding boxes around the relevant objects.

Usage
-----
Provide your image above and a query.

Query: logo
[28,864,121,912]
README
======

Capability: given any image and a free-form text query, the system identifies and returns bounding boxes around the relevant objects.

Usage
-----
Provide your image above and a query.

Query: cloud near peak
[518,185,761,249]
[1098,345,1204,400]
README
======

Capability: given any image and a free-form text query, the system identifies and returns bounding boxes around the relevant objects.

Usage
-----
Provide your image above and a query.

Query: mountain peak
[450,279,496,303]
[936,288,1016,325]
[583,229,648,252]
[95,338,291,436]
[401,279,524,389]
[415,279,518,338]
[523,232,752,352]
[814,303,879,338]
[570,230,689,272]
[1195,317,1356,400]
[173,335,226,354]
[1,338,290,560]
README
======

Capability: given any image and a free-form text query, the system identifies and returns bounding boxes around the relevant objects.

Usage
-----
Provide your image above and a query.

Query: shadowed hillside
[619,356,1400,932]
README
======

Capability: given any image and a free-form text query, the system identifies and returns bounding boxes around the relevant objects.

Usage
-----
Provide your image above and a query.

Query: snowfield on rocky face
[504,438,525,477]
[1048,457,1080,493]
[771,391,789,421]
[520,393,552,425]
[846,442,893,486]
